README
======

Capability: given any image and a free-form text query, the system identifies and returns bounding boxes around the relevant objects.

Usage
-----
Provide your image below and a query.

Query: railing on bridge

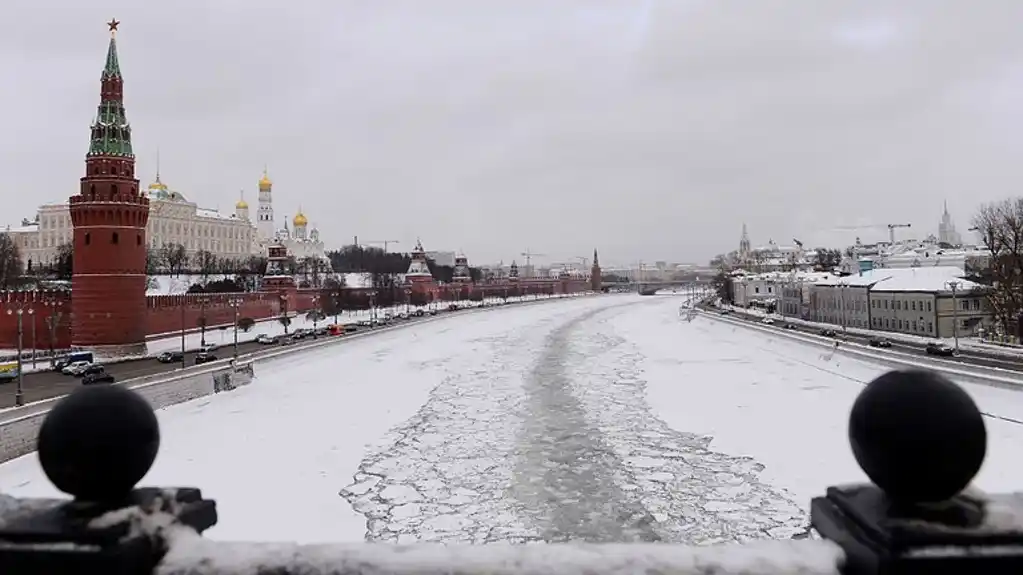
[0,369,1021,574]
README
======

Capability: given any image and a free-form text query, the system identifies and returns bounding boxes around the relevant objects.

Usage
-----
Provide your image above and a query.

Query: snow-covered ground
[2,294,1022,546]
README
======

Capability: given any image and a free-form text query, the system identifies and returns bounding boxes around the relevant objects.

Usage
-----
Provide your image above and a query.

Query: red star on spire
[107,19,120,34]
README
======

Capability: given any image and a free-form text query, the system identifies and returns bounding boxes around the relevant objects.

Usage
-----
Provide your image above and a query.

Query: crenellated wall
[145,292,283,338]
[0,291,73,353]
[0,278,592,351]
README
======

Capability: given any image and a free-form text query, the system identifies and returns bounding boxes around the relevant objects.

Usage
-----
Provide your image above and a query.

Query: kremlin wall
[0,24,599,355]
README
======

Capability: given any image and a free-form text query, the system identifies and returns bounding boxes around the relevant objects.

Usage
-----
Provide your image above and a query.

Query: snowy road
[2,294,1023,546]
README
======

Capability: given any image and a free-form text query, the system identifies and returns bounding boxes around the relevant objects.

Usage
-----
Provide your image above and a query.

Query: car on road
[868,337,892,348]
[78,363,107,377]
[157,351,184,363]
[82,370,115,385]
[195,352,218,365]
[255,333,274,344]
[62,361,92,376]
[783,323,798,330]
[818,328,838,337]
[200,343,218,354]
[54,351,94,372]
[925,342,957,357]
[760,317,775,325]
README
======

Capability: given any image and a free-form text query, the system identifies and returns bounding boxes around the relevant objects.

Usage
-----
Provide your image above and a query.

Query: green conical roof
[102,36,121,79]
[88,29,132,157]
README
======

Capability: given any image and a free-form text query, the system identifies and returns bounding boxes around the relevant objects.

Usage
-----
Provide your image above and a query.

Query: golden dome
[258,168,272,190]
[293,211,308,227]
[148,177,168,192]
[235,199,249,209]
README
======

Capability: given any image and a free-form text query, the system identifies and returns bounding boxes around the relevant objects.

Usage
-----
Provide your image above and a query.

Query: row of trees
[0,238,486,295]
[971,198,1023,336]
[709,247,843,274]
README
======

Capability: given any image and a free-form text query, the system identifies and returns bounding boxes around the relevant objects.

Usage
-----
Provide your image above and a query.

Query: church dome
[235,199,249,209]
[147,177,168,192]
[293,211,308,227]
[258,170,272,191]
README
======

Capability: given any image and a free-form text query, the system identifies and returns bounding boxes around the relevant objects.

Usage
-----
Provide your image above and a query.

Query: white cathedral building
[6,167,330,270]
[236,170,329,264]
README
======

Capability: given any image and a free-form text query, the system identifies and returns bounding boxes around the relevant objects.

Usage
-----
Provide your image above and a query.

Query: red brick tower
[69,20,150,354]
[590,249,602,292]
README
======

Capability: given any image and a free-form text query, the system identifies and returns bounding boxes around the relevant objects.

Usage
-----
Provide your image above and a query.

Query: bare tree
[161,243,189,276]
[972,198,1023,335]
[146,247,165,274]
[303,256,324,287]
[195,250,218,281]
[0,233,22,289]
[51,242,73,280]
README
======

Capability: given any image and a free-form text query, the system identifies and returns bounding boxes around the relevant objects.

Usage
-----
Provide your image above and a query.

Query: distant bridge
[600,278,713,295]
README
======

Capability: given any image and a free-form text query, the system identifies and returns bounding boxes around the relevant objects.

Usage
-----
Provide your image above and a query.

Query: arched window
[111,184,118,196]
[112,232,119,244]
[89,184,96,200]
[85,233,91,246]
[137,233,142,246]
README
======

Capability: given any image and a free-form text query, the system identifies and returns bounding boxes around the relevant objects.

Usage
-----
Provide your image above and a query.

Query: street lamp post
[43,300,62,368]
[947,280,962,354]
[198,297,211,347]
[310,295,321,338]
[179,302,186,369]
[280,294,290,334]
[331,291,340,325]
[405,289,411,314]
[6,304,34,407]
[228,297,243,363]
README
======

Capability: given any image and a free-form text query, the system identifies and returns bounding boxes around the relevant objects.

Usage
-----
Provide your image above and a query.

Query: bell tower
[69,20,150,353]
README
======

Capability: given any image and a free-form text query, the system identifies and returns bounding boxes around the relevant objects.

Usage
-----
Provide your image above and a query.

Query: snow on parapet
[813,266,981,293]
[159,536,844,575]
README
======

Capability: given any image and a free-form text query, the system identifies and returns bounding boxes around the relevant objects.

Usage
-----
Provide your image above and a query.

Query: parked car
[54,351,95,372]
[199,343,218,354]
[818,328,838,337]
[78,363,107,377]
[783,323,798,330]
[157,351,184,363]
[255,334,274,345]
[195,352,218,365]
[82,370,115,385]
[428,309,438,316]
[925,342,957,357]
[343,324,358,334]
[868,337,892,348]
[760,317,775,325]
[62,361,91,376]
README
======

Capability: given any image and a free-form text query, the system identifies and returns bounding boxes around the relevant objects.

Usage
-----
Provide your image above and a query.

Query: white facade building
[7,172,258,269]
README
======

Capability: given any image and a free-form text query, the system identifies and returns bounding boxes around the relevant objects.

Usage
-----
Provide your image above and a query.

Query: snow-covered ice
[2,294,1023,547]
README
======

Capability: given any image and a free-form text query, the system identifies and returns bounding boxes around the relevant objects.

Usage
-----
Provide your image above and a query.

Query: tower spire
[103,19,122,79]
[155,147,161,182]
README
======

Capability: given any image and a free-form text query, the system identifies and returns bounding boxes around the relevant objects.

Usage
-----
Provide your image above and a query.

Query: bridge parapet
[0,369,1021,574]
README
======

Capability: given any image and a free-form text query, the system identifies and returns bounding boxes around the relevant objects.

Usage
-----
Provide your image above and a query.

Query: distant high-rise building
[938,201,962,246]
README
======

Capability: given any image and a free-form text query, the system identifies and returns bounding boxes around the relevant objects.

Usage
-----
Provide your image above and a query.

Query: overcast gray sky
[3,0,1021,266]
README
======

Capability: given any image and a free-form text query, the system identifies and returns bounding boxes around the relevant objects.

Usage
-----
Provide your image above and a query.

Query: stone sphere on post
[37,385,160,502]
[849,369,986,503]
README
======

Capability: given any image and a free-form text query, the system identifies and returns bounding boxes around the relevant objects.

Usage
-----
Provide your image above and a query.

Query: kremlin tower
[453,252,471,282]
[69,20,151,353]
[590,249,602,292]
[405,239,434,285]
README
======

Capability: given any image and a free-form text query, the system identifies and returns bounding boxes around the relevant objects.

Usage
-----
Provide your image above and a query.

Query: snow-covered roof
[5,224,38,233]
[196,208,236,221]
[868,267,984,293]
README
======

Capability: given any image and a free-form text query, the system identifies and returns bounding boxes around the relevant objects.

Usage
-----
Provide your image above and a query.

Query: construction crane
[887,223,911,245]
[520,249,546,268]
[827,223,912,245]
[573,256,589,269]
[363,240,401,252]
